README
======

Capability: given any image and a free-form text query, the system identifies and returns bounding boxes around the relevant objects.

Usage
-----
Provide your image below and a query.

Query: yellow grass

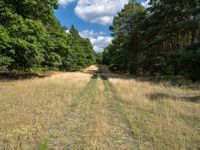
[0,65,199,149]
[109,78,200,149]
[0,72,91,149]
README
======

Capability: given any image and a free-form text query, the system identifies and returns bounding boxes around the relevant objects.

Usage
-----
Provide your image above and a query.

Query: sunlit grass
[0,65,199,149]
[109,77,200,149]
[0,72,91,149]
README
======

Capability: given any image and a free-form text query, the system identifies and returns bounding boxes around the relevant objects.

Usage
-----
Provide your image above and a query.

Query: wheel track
[43,68,138,149]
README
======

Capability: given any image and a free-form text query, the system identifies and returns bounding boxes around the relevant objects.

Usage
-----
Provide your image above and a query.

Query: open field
[0,65,200,149]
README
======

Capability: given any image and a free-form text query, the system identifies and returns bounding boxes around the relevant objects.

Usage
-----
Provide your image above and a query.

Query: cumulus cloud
[91,36,113,52]
[79,30,112,52]
[66,30,70,34]
[79,30,105,38]
[75,0,129,25]
[141,0,150,8]
[59,0,149,24]
[58,0,76,6]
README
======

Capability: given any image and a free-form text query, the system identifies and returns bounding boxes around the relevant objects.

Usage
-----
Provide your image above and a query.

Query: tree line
[0,0,96,74]
[103,0,200,81]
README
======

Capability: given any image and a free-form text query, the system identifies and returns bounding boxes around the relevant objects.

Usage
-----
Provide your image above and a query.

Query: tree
[0,0,96,73]
[106,1,146,74]
[103,0,200,80]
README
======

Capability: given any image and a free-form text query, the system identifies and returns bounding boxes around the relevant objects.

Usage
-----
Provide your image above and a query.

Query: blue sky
[54,0,148,52]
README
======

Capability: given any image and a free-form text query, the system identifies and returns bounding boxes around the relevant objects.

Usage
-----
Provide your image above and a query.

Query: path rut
[44,67,136,150]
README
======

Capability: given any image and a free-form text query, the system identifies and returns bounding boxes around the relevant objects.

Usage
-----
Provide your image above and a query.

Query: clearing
[0,65,199,150]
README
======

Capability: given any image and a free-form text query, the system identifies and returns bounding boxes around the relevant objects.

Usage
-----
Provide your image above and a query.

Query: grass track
[45,72,136,149]
[0,65,199,149]
[101,76,137,149]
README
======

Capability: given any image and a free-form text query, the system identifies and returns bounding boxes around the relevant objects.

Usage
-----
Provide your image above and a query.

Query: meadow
[0,65,199,149]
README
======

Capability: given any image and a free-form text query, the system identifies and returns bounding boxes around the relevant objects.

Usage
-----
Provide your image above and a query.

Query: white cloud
[75,0,129,25]
[59,0,149,24]
[91,36,113,52]
[66,30,70,34]
[79,30,112,52]
[79,30,105,38]
[58,0,76,6]
[141,0,150,8]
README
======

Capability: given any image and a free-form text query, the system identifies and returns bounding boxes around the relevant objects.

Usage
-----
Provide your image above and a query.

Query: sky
[54,0,149,52]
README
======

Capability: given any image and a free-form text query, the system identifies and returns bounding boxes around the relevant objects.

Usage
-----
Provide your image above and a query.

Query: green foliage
[103,0,200,80]
[39,139,49,150]
[170,43,200,81]
[0,0,96,73]
[62,27,96,71]
[105,2,146,74]
[0,26,13,66]
[46,52,62,68]
[95,53,103,64]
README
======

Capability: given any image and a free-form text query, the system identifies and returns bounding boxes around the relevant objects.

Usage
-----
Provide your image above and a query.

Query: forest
[0,0,200,149]
[0,0,96,74]
[103,0,200,81]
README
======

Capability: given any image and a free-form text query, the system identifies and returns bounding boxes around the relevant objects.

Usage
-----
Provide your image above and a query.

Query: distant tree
[95,53,103,64]
[0,0,96,73]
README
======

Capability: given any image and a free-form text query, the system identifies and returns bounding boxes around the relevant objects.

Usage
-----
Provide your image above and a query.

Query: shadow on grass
[0,72,49,81]
[99,74,108,80]
[147,93,200,103]
[91,73,98,79]
[98,65,200,90]
[80,70,97,75]
[135,76,195,86]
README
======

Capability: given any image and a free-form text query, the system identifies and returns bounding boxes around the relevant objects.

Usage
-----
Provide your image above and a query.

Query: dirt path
[44,66,136,149]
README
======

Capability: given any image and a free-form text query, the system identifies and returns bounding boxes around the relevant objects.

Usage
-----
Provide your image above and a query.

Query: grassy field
[0,65,199,150]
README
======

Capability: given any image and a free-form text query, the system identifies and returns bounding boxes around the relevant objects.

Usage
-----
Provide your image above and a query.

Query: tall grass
[0,72,91,149]
[108,77,200,149]
[0,65,199,149]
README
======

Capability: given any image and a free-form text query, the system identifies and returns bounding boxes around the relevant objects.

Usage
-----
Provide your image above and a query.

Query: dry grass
[109,77,200,149]
[0,72,91,149]
[81,65,98,74]
[0,65,199,149]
